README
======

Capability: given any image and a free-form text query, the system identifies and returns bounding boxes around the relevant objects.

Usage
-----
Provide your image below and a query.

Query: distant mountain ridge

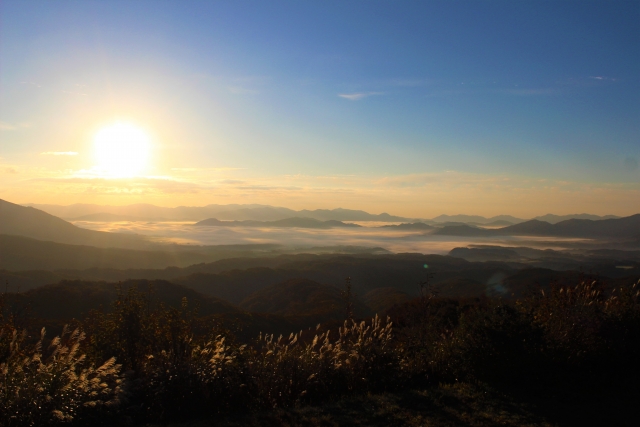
[28,203,414,222]
[533,213,620,224]
[430,214,525,224]
[70,212,155,222]
[379,222,434,230]
[28,202,620,225]
[434,214,640,239]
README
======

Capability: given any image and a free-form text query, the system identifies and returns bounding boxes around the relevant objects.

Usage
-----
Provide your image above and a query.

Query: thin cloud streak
[338,92,383,101]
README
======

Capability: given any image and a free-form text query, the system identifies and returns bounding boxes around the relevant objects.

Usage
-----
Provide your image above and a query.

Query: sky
[1,0,639,217]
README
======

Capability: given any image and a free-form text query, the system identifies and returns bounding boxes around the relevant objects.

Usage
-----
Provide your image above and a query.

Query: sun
[93,122,151,177]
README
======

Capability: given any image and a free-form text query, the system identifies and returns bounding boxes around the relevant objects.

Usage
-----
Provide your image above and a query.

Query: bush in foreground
[0,326,126,426]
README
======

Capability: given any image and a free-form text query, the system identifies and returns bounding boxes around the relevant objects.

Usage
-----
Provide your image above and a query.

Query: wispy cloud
[338,92,383,101]
[589,76,616,82]
[40,151,79,156]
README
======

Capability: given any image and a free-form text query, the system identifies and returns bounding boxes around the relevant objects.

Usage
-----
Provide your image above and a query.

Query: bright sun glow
[94,123,151,178]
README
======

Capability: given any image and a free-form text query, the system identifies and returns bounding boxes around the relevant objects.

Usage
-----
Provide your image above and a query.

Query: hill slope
[498,215,640,238]
[9,279,239,320]
[0,234,215,271]
[0,199,150,248]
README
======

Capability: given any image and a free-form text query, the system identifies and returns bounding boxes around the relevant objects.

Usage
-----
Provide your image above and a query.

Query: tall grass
[1,277,639,425]
[126,315,398,421]
[0,325,126,426]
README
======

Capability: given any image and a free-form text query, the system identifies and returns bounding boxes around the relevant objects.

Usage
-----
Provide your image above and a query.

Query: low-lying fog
[72,220,594,254]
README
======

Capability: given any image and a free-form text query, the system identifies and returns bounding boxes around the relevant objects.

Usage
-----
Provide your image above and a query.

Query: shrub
[0,325,126,426]
[136,315,400,420]
[520,279,640,383]
[246,314,399,408]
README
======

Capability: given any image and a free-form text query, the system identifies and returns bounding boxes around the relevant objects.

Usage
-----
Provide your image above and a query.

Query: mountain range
[434,215,640,239]
[28,203,414,222]
[26,202,620,224]
[430,213,619,225]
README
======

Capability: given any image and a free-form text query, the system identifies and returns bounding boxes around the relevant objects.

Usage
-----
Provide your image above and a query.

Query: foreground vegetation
[1,277,639,426]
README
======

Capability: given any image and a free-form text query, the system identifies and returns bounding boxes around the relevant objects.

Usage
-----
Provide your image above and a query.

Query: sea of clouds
[71,221,591,254]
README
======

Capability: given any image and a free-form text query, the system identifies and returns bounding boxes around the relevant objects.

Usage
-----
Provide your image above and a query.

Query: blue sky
[0,1,638,216]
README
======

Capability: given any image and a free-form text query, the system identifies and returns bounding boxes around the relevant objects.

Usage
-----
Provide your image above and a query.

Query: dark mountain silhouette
[432,225,493,236]
[169,254,526,303]
[194,217,361,228]
[532,213,619,224]
[9,279,239,321]
[3,251,637,312]
[0,234,215,271]
[498,215,640,238]
[297,208,409,222]
[239,278,371,318]
[435,214,640,238]
[437,221,481,228]
[379,222,434,230]
[0,199,151,249]
[430,213,619,225]
[496,219,556,235]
